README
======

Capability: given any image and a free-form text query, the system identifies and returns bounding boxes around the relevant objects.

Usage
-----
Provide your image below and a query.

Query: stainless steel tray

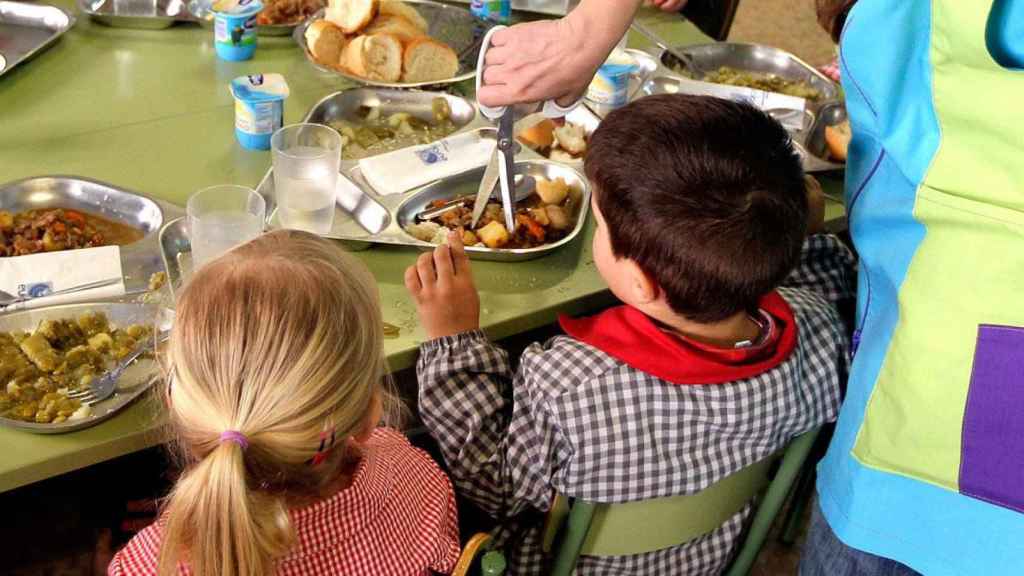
[79,0,194,29]
[0,1,75,77]
[0,176,186,294]
[187,0,301,37]
[295,0,490,88]
[0,302,173,434]
[802,101,846,172]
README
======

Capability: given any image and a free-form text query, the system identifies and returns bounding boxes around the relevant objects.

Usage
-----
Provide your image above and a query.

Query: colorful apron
[816,1,1024,574]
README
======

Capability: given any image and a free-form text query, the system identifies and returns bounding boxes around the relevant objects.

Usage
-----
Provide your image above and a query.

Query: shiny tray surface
[0,1,74,77]
[79,0,192,29]
[0,302,172,434]
[0,176,185,294]
[187,0,297,37]
[295,0,490,88]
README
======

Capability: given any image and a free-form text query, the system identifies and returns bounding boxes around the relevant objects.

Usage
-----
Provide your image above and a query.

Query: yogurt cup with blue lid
[212,0,263,61]
[230,73,289,150]
[586,50,638,110]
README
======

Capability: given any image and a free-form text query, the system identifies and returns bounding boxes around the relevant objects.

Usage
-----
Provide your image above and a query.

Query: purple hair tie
[219,430,249,450]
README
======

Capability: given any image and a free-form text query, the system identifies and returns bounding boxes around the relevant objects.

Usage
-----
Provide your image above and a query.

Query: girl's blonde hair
[157,230,389,576]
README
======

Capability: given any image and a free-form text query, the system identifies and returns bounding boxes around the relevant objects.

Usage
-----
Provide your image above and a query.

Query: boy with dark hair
[407,94,855,575]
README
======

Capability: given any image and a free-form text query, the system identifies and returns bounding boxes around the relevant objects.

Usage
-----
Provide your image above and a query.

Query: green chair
[542,428,821,576]
[453,531,508,576]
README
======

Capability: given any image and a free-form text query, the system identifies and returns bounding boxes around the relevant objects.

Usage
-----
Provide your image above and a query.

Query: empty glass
[187,185,265,269]
[271,123,341,235]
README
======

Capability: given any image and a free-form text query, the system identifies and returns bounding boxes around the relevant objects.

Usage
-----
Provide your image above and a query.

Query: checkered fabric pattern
[108,428,461,576]
[417,234,855,575]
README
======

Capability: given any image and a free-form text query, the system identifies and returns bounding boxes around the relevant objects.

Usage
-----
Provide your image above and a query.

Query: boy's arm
[406,232,568,519]
[417,332,570,518]
[782,176,857,306]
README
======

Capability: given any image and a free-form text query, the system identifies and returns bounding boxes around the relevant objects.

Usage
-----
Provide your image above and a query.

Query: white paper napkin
[0,246,126,311]
[358,130,497,196]
[663,77,809,130]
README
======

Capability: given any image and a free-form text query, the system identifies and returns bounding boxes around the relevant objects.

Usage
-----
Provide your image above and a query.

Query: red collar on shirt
[558,292,798,385]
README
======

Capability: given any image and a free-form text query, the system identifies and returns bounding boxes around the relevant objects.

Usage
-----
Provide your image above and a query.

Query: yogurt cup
[230,73,289,150]
[212,0,262,61]
[586,49,638,109]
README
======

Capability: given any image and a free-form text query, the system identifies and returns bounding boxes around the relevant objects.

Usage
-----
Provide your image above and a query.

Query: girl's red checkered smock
[109,428,461,576]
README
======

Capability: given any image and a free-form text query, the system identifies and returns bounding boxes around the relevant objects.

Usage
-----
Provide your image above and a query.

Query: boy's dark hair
[584,94,807,323]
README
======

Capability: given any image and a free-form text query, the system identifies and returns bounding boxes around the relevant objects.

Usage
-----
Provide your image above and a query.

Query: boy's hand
[805,174,826,235]
[405,230,481,340]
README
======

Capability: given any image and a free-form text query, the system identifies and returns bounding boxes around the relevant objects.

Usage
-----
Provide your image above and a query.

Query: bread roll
[401,38,459,83]
[363,14,425,44]
[325,0,378,34]
[517,118,556,150]
[305,20,347,68]
[340,34,403,82]
[379,0,427,31]
[824,119,851,162]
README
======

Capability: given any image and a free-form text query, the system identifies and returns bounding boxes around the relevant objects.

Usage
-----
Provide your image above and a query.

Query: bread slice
[340,34,403,82]
[517,118,556,150]
[824,119,851,161]
[305,20,347,69]
[401,38,459,83]
[363,14,425,44]
[325,0,378,34]
[379,0,427,32]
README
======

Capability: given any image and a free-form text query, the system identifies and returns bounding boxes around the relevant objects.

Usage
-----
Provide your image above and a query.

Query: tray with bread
[298,0,488,87]
[244,88,595,261]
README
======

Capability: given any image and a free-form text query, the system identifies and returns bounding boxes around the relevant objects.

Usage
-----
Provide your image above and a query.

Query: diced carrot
[516,213,546,243]
[64,210,86,225]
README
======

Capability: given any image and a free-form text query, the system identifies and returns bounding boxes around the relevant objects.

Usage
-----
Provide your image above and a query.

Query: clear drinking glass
[187,185,266,269]
[271,123,341,235]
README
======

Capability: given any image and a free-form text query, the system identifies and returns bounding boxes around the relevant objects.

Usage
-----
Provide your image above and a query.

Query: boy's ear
[627,259,660,305]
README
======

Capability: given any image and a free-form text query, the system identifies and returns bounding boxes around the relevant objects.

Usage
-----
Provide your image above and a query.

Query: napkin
[358,130,497,196]
[666,77,809,130]
[0,246,126,312]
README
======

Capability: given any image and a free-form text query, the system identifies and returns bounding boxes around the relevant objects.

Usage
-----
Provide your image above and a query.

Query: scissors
[471,25,581,232]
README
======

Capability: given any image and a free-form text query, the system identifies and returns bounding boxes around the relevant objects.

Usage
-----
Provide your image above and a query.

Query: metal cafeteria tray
[295,0,491,88]
[0,1,74,78]
[187,0,302,37]
[0,302,173,434]
[0,176,186,294]
[79,0,194,29]
[802,101,846,171]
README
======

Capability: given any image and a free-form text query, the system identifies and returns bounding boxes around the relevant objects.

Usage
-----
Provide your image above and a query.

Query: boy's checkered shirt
[417,234,855,575]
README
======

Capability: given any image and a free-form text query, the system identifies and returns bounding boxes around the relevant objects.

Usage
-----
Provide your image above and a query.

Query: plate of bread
[299,0,488,87]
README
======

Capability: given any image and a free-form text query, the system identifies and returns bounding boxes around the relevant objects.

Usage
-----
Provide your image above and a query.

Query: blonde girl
[109,230,460,576]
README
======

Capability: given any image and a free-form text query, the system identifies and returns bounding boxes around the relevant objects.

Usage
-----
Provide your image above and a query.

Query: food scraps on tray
[0,208,143,258]
[517,119,589,162]
[824,119,850,162]
[305,0,460,83]
[0,312,153,424]
[329,97,458,160]
[672,63,823,101]
[405,176,581,250]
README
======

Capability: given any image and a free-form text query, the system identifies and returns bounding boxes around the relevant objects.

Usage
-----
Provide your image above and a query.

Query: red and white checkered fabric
[109,428,461,576]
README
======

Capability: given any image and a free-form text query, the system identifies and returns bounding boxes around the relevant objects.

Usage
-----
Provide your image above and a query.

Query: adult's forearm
[566,0,645,54]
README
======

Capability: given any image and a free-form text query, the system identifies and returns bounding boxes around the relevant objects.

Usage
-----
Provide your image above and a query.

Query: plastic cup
[213,0,262,61]
[271,123,341,235]
[187,185,266,269]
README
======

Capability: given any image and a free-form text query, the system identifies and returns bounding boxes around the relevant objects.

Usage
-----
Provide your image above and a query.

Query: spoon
[417,173,537,222]
[631,21,707,77]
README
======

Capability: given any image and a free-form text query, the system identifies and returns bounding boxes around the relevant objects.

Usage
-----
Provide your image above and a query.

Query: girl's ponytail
[157,442,291,576]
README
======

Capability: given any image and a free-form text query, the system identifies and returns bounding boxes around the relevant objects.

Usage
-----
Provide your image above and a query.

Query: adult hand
[405,231,481,340]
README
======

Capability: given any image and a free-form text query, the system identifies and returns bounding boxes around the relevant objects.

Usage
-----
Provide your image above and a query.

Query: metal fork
[67,332,169,405]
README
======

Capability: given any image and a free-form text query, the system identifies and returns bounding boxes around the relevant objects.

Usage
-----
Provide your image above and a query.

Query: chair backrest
[452,532,507,576]
[543,428,820,576]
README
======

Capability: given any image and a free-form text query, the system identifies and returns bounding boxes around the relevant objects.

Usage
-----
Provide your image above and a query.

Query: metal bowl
[659,42,840,104]
[80,0,190,29]
[295,0,489,88]
[0,302,172,434]
[394,160,591,262]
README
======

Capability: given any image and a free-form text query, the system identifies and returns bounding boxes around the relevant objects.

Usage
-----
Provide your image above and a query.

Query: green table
[0,3,845,492]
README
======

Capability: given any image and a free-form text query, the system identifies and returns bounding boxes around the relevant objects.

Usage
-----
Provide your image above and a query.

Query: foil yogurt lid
[230,73,290,102]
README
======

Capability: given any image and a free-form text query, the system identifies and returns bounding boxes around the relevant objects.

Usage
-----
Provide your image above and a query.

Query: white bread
[363,14,425,44]
[341,34,403,82]
[824,119,851,161]
[325,0,378,34]
[517,118,556,150]
[305,20,347,69]
[379,0,427,31]
[401,37,459,83]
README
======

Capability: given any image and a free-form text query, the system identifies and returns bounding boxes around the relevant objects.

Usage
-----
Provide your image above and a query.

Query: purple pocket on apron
[960,324,1024,513]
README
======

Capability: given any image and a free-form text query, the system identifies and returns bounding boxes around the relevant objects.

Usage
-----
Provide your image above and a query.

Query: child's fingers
[416,252,437,285]
[433,242,455,285]
[404,264,422,295]
[449,231,471,276]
